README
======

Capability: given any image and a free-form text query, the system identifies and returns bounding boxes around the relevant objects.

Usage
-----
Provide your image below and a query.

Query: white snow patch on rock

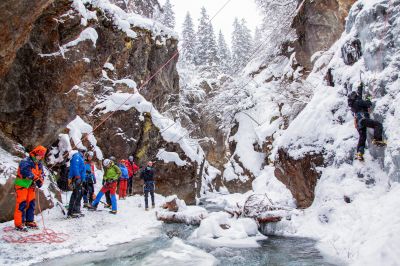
[157,149,187,166]
[140,238,217,266]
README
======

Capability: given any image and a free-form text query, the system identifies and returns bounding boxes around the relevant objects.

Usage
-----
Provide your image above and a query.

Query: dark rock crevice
[274,149,325,208]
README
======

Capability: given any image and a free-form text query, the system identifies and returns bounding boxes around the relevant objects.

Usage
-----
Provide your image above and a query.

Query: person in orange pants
[14,146,47,231]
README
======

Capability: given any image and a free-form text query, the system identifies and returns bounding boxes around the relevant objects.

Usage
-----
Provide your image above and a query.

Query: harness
[355,112,369,129]
[143,181,155,192]
[15,160,41,188]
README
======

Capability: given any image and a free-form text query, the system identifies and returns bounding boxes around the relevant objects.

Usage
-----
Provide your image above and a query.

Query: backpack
[57,163,69,191]
[347,91,358,113]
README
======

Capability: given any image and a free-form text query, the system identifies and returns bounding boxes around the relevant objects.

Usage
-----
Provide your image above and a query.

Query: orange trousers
[14,186,36,227]
[119,179,128,199]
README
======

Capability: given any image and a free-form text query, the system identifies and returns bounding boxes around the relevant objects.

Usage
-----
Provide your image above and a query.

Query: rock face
[341,38,362,65]
[0,0,198,220]
[0,0,179,151]
[94,109,197,204]
[0,0,53,78]
[274,149,324,208]
[292,0,357,72]
[0,176,60,223]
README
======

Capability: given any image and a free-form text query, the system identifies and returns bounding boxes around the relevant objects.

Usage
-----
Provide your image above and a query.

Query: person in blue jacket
[67,148,87,218]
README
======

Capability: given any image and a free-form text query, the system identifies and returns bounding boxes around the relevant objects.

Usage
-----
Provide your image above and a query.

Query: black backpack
[57,163,69,191]
[348,91,358,113]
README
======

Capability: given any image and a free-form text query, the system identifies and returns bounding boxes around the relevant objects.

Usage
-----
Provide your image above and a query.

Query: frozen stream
[38,222,339,266]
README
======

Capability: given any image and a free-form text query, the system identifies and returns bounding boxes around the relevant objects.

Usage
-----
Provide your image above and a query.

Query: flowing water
[39,223,340,266]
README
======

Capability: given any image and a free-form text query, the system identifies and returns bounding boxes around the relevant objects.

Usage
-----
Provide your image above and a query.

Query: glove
[74,177,82,187]
[68,179,73,191]
[366,94,372,101]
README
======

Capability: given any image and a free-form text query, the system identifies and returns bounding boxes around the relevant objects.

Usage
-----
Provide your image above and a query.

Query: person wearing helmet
[348,82,386,161]
[90,159,121,214]
[83,151,96,208]
[125,155,139,196]
[14,145,47,231]
[103,156,116,208]
[140,161,156,211]
[67,148,87,218]
[118,160,129,200]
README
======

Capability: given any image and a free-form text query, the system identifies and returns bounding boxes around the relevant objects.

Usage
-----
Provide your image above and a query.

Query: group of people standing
[67,148,156,217]
[14,145,156,230]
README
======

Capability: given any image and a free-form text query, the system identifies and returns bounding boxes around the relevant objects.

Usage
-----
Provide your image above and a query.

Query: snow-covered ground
[0,195,164,265]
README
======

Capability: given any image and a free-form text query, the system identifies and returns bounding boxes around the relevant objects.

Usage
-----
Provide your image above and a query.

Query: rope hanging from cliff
[2,188,69,244]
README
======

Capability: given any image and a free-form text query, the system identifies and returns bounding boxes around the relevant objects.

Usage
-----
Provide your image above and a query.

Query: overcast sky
[159,0,263,45]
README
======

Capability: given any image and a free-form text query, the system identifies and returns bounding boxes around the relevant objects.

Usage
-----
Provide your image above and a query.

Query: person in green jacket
[89,159,121,214]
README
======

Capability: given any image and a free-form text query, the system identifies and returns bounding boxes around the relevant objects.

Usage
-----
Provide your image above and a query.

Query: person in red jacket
[125,155,139,196]
[14,146,47,231]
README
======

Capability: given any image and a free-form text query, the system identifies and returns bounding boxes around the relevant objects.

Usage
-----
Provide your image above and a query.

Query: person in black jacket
[348,83,386,161]
[140,161,156,211]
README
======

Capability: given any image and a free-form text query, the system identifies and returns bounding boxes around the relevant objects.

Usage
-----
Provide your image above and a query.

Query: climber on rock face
[67,147,87,218]
[89,158,121,214]
[140,161,156,211]
[348,82,386,161]
[14,145,47,231]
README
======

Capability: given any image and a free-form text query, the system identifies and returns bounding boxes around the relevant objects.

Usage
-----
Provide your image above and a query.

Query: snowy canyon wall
[205,0,357,206]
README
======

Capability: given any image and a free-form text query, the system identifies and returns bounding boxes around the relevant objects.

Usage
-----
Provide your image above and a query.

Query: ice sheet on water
[139,238,217,266]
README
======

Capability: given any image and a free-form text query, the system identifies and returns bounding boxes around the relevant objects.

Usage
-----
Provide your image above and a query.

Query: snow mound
[157,195,208,225]
[140,238,217,266]
[156,206,208,226]
[189,212,267,248]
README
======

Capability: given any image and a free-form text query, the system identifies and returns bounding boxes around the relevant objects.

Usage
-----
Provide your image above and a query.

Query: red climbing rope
[2,188,68,244]
[2,227,68,244]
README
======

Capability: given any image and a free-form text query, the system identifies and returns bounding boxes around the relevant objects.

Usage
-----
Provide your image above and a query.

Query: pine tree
[217,30,231,73]
[160,0,175,29]
[181,12,197,64]
[240,18,253,62]
[231,18,253,73]
[195,7,219,66]
[231,18,243,72]
[253,26,262,52]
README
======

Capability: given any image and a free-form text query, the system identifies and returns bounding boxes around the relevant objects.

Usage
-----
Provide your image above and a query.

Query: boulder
[0,176,60,223]
[274,149,324,208]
